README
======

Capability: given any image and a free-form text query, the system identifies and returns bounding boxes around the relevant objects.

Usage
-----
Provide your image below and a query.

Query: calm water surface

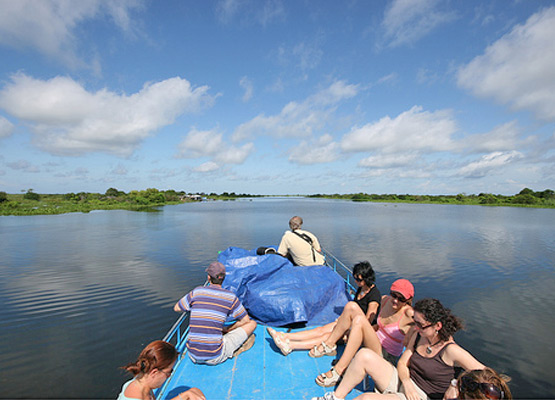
[1,199,554,399]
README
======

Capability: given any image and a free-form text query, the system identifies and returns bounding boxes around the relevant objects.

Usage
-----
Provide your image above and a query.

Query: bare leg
[319,314,382,379]
[284,321,336,341]
[333,348,395,400]
[226,317,257,336]
[319,301,365,351]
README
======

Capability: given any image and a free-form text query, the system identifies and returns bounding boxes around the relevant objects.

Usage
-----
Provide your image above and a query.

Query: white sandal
[315,367,341,387]
[309,341,337,358]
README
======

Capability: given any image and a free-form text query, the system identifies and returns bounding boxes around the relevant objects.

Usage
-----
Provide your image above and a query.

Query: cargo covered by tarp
[218,246,350,327]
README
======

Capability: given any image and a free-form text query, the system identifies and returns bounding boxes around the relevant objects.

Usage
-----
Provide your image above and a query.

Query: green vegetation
[0,188,195,216]
[308,188,555,208]
[1,188,553,216]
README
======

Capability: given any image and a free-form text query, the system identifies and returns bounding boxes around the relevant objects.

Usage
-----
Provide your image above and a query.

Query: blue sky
[0,0,554,195]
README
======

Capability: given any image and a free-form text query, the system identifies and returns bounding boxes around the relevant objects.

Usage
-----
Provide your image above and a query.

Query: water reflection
[0,200,554,398]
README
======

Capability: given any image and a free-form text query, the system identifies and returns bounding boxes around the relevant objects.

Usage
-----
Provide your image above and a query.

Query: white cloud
[458,151,523,178]
[0,116,14,138]
[289,134,340,165]
[177,127,254,165]
[381,0,456,48]
[341,105,457,153]
[215,143,255,164]
[0,73,215,156]
[233,80,359,141]
[177,128,224,158]
[462,121,521,153]
[193,161,220,173]
[359,153,418,168]
[240,76,254,102]
[0,0,142,68]
[457,7,555,122]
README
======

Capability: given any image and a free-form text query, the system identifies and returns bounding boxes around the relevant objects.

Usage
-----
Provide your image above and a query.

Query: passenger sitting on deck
[267,261,380,357]
[456,368,512,400]
[173,261,257,365]
[311,298,487,400]
[312,279,415,388]
[277,216,325,266]
[118,340,205,400]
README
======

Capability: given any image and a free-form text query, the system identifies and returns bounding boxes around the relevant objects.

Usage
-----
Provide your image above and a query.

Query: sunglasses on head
[390,291,408,302]
[460,375,505,400]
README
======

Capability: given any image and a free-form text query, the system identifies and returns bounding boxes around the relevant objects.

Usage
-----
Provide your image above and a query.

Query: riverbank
[1,188,553,216]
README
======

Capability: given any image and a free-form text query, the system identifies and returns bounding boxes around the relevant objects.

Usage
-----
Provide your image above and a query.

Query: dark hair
[458,368,512,400]
[210,273,225,285]
[122,340,177,376]
[413,298,464,341]
[352,261,375,286]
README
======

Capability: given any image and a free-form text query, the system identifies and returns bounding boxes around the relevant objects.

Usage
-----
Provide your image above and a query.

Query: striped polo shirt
[177,285,247,361]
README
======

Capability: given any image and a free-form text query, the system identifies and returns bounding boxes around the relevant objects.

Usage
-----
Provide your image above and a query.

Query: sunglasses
[413,320,434,330]
[353,275,364,282]
[390,291,408,302]
[460,376,505,399]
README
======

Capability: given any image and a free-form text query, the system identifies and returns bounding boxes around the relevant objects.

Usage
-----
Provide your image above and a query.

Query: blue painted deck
[157,324,372,400]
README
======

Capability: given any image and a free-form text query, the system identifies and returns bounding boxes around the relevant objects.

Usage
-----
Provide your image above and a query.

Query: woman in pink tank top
[313,279,415,387]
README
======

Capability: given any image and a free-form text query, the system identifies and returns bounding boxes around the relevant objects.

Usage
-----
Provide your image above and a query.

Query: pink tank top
[376,298,405,356]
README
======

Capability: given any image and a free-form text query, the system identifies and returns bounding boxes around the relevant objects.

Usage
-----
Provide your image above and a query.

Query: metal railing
[321,247,356,293]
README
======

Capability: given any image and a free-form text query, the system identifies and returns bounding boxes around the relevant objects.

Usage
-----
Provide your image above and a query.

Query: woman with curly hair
[117,340,205,400]
[312,298,487,400]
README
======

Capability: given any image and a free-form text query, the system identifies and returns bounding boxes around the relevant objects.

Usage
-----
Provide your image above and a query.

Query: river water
[1,198,554,399]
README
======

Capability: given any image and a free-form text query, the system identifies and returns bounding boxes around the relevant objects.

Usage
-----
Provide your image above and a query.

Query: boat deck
[157,324,372,400]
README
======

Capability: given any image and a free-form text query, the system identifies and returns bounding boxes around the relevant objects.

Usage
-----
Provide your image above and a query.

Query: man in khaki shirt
[277,216,325,266]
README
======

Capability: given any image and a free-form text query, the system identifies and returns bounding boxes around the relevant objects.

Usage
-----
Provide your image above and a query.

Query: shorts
[189,327,248,365]
[376,365,430,400]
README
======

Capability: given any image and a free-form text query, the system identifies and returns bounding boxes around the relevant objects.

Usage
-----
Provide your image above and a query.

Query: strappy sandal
[309,341,337,358]
[315,367,341,387]
[275,337,292,356]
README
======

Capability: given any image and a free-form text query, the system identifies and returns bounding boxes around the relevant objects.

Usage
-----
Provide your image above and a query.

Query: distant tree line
[308,188,555,206]
[1,187,553,216]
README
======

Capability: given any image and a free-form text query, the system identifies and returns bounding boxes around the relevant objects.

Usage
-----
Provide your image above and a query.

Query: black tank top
[409,334,455,399]
[354,285,381,324]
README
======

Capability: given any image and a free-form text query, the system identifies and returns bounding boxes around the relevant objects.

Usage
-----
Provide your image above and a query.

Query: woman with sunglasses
[454,368,512,400]
[118,340,205,400]
[313,279,415,387]
[267,261,381,357]
[312,298,487,400]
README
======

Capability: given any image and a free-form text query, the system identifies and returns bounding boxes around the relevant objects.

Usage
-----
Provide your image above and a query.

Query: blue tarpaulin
[218,247,351,327]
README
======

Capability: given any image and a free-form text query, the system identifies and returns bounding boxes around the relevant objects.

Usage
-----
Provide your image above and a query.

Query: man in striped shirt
[173,261,257,364]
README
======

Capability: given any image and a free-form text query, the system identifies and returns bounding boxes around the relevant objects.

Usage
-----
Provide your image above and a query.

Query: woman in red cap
[312,279,415,387]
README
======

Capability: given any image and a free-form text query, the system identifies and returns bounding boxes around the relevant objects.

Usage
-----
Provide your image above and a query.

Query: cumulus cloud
[462,121,522,153]
[0,73,215,156]
[0,0,143,68]
[289,134,340,165]
[233,80,359,141]
[457,7,555,122]
[176,127,254,167]
[341,105,457,153]
[0,116,14,138]
[458,151,523,178]
[381,0,456,48]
